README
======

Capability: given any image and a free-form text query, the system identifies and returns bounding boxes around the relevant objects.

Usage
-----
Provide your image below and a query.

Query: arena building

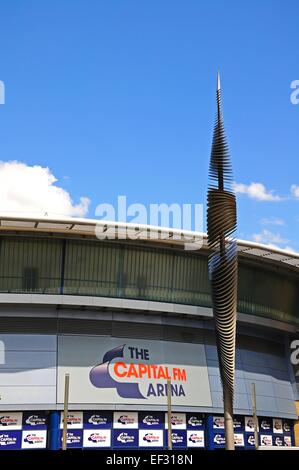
[0,215,298,450]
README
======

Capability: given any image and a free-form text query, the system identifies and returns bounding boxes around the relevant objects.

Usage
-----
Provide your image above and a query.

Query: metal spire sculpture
[207,72,238,450]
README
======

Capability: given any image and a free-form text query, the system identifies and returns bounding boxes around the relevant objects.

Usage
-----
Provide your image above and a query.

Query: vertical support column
[62,373,70,450]
[223,385,235,450]
[60,239,66,295]
[167,379,172,450]
[117,245,125,298]
[49,411,60,450]
[294,401,299,446]
[252,383,259,450]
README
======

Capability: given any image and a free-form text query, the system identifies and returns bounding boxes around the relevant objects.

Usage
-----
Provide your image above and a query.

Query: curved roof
[0,213,298,272]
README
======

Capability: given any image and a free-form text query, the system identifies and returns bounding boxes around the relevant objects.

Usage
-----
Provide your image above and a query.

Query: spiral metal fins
[207,73,238,405]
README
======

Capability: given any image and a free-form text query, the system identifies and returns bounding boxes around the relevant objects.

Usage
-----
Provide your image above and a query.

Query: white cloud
[252,229,288,245]
[250,229,297,252]
[233,182,282,201]
[291,184,299,198]
[284,246,297,253]
[0,161,90,217]
[260,217,285,226]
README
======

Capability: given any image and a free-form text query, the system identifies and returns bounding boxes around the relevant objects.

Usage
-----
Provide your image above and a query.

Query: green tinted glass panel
[0,236,61,293]
[0,235,298,326]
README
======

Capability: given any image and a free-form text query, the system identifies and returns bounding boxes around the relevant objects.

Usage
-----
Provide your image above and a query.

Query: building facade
[0,216,298,450]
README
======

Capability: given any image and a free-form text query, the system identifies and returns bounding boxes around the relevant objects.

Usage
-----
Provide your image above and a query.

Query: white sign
[60,411,83,429]
[0,412,22,430]
[273,418,283,434]
[113,412,138,429]
[57,336,212,407]
[187,430,204,447]
[21,430,47,449]
[165,413,186,429]
[213,416,224,429]
[260,435,273,446]
[139,429,163,447]
[83,429,111,448]
[284,436,292,447]
[245,416,258,432]
[234,433,244,447]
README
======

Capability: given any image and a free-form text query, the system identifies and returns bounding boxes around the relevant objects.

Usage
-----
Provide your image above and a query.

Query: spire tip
[217,71,221,91]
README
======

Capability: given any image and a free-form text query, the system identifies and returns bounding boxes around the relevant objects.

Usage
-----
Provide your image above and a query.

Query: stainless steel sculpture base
[224,384,235,450]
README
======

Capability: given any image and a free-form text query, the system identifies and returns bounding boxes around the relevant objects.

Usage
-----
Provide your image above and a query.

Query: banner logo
[189,433,203,444]
[23,433,44,445]
[88,433,106,443]
[90,344,187,399]
[142,415,160,426]
[214,434,225,445]
[0,434,17,446]
[25,415,46,426]
[88,415,107,426]
[0,416,18,427]
[188,416,202,427]
[117,432,135,443]
[143,433,160,443]
[117,415,135,426]
[171,432,183,444]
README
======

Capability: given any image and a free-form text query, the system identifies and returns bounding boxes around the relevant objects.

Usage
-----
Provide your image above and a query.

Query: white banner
[138,429,163,447]
[0,412,22,430]
[21,430,47,449]
[273,418,283,434]
[187,430,205,447]
[245,416,258,432]
[213,416,224,429]
[234,433,244,447]
[83,429,111,448]
[57,336,212,407]
[113,412,138,429]
[165,413,186,429]
[260,435,273,446]
[60,411,83,429]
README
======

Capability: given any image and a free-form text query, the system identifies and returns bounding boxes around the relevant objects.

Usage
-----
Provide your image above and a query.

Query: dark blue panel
[273,435,284,447]
[113,429,138,448]
[83,411,112,429]
[164,430,186,448]
[259,417,272,433]
[233,416,244,432]
[244,433,256,449]
[282,420,291,434]
[22,412,47,430]
[212,432,226,448]
[138,412,164,429]
[0,431,22,450]
[186,413,205,430]
[59,430,83,449]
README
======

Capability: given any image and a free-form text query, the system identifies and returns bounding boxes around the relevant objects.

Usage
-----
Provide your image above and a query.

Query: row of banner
[0,411,295,449]
[0,412,48,449]
[212,415,292,434]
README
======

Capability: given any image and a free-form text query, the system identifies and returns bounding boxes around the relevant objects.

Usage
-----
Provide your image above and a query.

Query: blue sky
[0,1,298,250]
